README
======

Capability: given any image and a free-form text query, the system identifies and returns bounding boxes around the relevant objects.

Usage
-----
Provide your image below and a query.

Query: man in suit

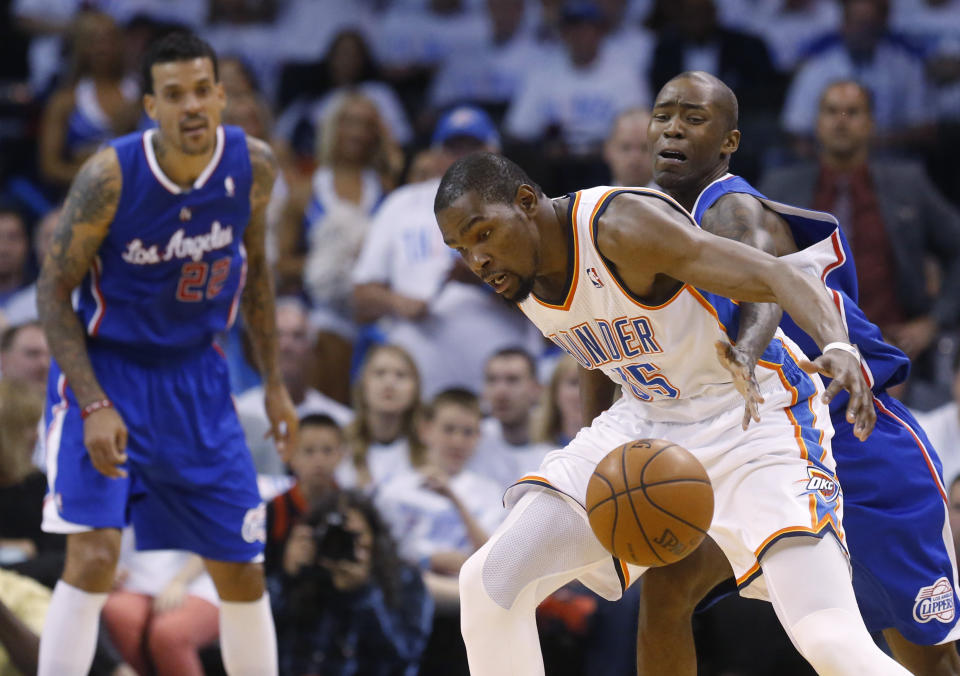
[760,80,960,377]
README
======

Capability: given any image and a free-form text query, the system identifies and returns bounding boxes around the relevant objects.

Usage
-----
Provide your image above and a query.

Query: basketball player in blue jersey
[634,71,960,675]
[34,33,297,676]
[434,153,921,675]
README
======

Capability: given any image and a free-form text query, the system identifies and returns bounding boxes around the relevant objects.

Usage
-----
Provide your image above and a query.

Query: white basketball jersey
[518,186,807,424]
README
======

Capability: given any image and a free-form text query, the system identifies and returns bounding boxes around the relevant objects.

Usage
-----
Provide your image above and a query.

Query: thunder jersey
[518,186,810,424]
[690,174,910,396]
[76,125,251,353]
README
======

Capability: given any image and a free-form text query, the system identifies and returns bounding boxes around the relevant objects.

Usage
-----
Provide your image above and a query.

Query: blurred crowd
[0,0,959,674]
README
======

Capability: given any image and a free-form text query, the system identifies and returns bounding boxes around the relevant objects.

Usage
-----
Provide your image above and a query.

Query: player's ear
[143,94,157,121]
[721,129,740,156]
[516,184,538,216]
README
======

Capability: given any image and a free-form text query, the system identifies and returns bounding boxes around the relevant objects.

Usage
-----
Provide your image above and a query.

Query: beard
[504,274,535,303]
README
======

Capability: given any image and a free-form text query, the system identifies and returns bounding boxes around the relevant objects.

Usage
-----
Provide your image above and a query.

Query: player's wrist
[80,398,113,419]
[822,342,861,362]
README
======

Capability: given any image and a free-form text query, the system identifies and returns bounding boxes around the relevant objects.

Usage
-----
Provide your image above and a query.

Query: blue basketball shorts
[42,342,264,562]
[831,392,958,644]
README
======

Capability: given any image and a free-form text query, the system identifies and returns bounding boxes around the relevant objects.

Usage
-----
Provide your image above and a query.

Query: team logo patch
[801,467,840,504]
[586,267,604,288]
[913,577,956,624]
[241,503,266,544]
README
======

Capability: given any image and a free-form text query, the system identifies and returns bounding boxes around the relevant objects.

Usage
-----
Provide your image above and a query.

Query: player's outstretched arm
[242,136,298,458]
[37,148,130,477]
[598,196,875,439]
[700,194,798,429]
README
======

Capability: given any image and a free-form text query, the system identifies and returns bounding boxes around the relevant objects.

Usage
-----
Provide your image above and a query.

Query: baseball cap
[431,106,501,148]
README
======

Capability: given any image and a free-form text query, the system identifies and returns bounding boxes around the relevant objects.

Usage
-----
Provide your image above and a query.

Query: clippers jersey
[691,174,910,400]
[518,186,810,424]
[76,125,251,353]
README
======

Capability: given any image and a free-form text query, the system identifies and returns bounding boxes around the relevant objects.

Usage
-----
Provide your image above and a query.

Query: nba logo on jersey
[913,577,956,623]
[801,467,839,504]
[225,175,235,197]
[586,267,604,288]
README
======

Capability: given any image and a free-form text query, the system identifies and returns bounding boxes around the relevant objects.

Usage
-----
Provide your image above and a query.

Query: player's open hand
[799,350,876,441]
[83,407,128,478]
[264,381,299,462]
[714,341,764,430]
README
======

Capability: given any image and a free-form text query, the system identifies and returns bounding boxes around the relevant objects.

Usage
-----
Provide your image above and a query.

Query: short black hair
[424,387,481,420]
[819,79,875,115]
[142,31,218,94]
[434,152,542,214]
[299,413,342,436]
[487,347,538,379]
[0,321,42,353]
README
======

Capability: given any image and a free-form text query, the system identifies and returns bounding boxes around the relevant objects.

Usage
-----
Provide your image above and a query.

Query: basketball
[586,439,714,567]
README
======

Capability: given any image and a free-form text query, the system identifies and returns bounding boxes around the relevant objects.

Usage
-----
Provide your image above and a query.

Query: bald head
[664,71,739,131]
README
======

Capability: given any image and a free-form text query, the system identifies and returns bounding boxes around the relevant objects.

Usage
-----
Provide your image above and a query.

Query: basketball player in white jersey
[433,152,910,675]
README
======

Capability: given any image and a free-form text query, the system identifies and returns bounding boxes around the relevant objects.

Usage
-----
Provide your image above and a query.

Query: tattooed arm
[243,136,298,458]
[37,147,129,477]
[699,193,799,429]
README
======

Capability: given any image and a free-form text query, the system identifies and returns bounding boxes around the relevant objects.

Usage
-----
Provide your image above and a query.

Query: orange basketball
[586,439,714,567]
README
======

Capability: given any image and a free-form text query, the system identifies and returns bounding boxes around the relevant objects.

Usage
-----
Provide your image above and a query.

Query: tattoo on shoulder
[701,196,755,243]
[247,136,277,208]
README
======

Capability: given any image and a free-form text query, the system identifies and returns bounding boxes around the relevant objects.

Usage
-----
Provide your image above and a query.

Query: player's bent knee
[64,530,122,583]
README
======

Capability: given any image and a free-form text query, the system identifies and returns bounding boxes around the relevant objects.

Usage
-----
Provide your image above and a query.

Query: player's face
[484,356,540,426]
[815,84,873,159]
[290,426,343,489]
[437,188,540,302]
[648,79,739,191]
[362,349,419,416]
[423,404,480,474]
[145,58,226,156]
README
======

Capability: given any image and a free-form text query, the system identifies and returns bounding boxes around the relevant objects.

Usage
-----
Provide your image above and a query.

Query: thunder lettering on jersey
[518,186,812,424]
[690,174,910,395]
[76,125,251,352]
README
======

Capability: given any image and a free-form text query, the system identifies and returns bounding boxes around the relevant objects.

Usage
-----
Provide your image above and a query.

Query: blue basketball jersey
[76,125,251,352]
[692,174,910,396]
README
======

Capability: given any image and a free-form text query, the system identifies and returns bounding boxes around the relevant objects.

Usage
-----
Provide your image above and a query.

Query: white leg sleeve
[459,489,613,676]
[37,581,107,676]
[219,594,278,676]
[761,536,911,676]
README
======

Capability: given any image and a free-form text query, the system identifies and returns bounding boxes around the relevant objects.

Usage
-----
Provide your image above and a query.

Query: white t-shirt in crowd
[376,467,505,566]
[334,437,413,490]
[235,386,353,476]
[466,417,553,490]
[505,48,649,153]
[913,402,960,488]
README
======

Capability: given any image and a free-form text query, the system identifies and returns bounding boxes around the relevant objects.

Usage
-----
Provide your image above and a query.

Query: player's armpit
[36,148,120,407]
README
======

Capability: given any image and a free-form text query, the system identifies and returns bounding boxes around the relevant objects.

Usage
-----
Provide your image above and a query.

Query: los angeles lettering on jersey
[121,220,234,264]
[548,315,662,369]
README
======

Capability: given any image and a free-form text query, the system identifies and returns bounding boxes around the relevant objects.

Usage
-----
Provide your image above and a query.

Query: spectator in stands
[760,81,960,374]
[273,489,433,676]
[38,10,139,190]
[913,351,960,490]
[467,348,552,489]
[101,531,219,676]
[505,1,648,156]
[265,414,344,579]
[337,344,424,489]
[353,106,542,398]
[0,321,49,391]
[236,299,352,476]
[276,29,412,161]
[429,0,545,114]
[781,0,935,155]
[4,206,58,326]
[377,388,503,675]
[0,208,29,312]
[745,0,842,72]
[604,108,654,187]
[277,94,400,400]
[534,354,584,447]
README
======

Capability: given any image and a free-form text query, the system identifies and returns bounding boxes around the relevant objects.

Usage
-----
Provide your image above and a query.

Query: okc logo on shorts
[913,577,956,623]
[801,467,840,504]
[241,503,266,544]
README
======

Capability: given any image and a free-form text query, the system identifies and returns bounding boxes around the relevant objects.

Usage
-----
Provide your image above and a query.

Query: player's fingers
[115,425,128,453]
[822,378,845,405]
[741,406,751,431]
[799,358,833,378]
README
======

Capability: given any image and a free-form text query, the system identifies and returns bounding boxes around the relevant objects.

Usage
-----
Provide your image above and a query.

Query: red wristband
[80,399,113,419]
